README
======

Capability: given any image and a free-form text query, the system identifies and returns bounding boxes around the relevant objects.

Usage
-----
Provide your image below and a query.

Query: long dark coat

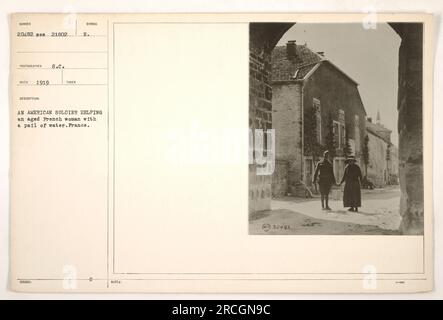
[340,163,362,207]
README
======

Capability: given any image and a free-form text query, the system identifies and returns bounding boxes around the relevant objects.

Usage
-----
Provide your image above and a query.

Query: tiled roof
[366,120,392,144]
[271,44,359,86]
[271,44,323,81]
[366,120,392,134]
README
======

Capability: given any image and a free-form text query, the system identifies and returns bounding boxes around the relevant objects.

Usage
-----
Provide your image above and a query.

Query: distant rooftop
[366,118,393,144]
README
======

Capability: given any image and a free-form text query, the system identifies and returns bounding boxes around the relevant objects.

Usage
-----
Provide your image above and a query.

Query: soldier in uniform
[313,150,336,210]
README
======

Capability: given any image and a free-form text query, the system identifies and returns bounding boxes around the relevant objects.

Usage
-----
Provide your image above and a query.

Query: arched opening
[249,22,423,235]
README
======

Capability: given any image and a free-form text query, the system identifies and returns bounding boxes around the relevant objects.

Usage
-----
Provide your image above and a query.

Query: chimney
[376,110,381,125]
[317,51,325,57]
[367,117,372,123]
[286,40,297,60]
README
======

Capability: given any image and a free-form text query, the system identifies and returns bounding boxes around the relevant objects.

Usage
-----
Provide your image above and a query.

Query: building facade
[271,41,367,197]
[365,116,399,187]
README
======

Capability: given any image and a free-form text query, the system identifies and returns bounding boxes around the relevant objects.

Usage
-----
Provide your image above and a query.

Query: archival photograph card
[9,13,434,293]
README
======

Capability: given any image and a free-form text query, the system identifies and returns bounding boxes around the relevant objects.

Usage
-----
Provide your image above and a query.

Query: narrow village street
[250,186,401,235]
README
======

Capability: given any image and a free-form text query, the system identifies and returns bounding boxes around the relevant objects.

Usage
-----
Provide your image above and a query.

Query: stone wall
[249,28,272,212]
[272,160,289,197]
[249,23,293,212]
[391,23,424,235]
[271,82,303,197]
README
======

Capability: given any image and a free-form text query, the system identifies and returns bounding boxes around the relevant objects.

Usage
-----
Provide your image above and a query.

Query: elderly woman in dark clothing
[338,156,363,212]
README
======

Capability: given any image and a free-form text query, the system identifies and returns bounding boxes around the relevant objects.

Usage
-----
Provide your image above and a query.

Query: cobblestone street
[250,186,401,235]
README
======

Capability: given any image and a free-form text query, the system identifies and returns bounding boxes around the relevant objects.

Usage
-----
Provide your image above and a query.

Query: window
[313,98,321,144]
[333,120,345,149]
[338,109,345,123]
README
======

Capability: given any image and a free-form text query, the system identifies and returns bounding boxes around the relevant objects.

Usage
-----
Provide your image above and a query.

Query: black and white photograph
[249,22,424,235]
[2,7,437,296]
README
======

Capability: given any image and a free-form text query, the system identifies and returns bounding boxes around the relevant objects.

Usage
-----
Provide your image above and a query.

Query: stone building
[365,113,399,187]
[270,41,367,197]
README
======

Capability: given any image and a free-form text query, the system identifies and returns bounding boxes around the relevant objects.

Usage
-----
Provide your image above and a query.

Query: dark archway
[249,22,423,235]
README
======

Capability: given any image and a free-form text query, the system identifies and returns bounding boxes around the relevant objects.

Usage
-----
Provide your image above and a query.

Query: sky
[277,23,401,145]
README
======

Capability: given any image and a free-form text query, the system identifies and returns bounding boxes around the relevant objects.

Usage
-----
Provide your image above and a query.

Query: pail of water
[330,186,342,200]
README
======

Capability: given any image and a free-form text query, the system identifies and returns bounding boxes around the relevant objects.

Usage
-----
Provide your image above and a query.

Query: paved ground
[249,186,401,235]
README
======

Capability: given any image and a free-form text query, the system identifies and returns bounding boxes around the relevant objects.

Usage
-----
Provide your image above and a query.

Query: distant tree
[386,144,392,184]
[325,112,336,159]
[362,134,370,176]
[386,144,391,161]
